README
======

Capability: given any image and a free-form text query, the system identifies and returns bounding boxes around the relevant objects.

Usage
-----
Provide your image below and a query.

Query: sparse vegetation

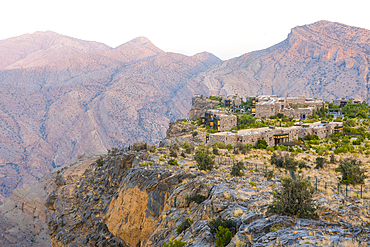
[335,158,368,185]
[185,194,206,204]
[195,147,215,171]
[208,217,236,235]
[230,161,244,177]
[215,226,234,247]
[267,177,318,219]
[176,218,193,235]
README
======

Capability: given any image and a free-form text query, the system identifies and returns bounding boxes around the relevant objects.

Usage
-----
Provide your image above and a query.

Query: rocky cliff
[1,121,369,246]
[195,20,370,101]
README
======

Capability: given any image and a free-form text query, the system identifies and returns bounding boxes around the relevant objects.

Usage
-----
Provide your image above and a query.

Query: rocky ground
[1,121,369,246]
[45,121,370,246]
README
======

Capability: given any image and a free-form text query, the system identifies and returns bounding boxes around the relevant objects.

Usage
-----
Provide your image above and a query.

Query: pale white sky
[1,0,370,60]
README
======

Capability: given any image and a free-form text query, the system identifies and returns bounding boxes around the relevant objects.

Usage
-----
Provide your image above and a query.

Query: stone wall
[209,122,342,147]
[189,96,219,119]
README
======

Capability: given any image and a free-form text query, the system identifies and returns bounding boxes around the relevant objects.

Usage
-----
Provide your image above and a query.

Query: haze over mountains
[1,20,370,198]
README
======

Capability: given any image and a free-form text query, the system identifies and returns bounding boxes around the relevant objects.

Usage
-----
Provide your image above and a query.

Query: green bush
[168,159,178,166]
[159,157,165,162]
[315,157,325,169]
[226,144,233,152]
[150,145,156,153]
[169,148,178,158]
[213,147,220,155]
[256,139,268,149]
[267,177,318,219]
[305,134,319,141]
[230,161,244,177]
[195,147,214,171]
[96,156,104,167]
[335,158,368,185]
[215,226,234,247]
[185,194,206,204]
[192,131,198,137]
[208,217,236,235]
[176,218,193,235]
[180,152,186,158]
[162,239,187,247]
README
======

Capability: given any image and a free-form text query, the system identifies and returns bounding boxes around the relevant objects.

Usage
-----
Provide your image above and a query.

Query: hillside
[195,20,370,101]
[0,33,221,198]
[1,121,369,246]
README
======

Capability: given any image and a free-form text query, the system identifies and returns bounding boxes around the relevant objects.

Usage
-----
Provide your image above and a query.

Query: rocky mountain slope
[2,121,368,246]
[3,20,370,201]
[0,33,220,198]
[195,20,370,101]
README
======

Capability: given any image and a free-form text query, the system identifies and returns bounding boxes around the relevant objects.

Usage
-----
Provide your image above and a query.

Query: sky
[1,0,370,60]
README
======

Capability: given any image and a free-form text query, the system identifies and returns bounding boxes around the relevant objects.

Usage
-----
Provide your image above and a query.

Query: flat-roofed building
[254,95,324,119]
[209,121,342,147]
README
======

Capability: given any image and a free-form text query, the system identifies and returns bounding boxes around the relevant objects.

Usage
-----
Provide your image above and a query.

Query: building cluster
[200,109,237,132]
[209,121,343,147]
[254,95,324,120]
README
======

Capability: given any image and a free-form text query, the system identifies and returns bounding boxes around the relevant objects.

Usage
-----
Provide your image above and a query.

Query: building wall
[189,96,219,119]
[219,115,237,131]
[209,122,342,147]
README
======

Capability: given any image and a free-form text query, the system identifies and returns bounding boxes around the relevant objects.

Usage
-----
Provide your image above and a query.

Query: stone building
[254,95,324,119]
[201,109,237,132]
[209,121,343,147]
[333,98,362,107]
[223,94,242,108]
[189,95,219,119]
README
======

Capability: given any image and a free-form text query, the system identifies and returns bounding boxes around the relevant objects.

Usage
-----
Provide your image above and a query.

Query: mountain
[2,21,370,199]
[195,20,370,101]
[0,33,221,198]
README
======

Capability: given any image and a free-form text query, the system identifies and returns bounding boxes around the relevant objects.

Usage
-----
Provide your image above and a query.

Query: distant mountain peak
[128,36,152,45]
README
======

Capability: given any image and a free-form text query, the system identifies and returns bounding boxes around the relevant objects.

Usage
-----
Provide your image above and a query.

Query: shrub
[270,223,285,232]
[180,152,186,158]
[330,153,336,164]
[250,181,256,187]
[215,226,234,247]
[264,170,274,180]
[195,147,214,171]
[159,157,165,162]
[176,218,193,235]
[230,161,244,177]
[185,194,206,204]
[140,161,153,167]
[168,159,178,166]
[96,156,104,167]
[192,131,198,137]
[213,147,220,155]
[335,158,368,185]
[150,145,156,153]
[315,157,325,169]
[162,240,187,247]
[267,177,318,219]
[169,148,178,158]
[226,144,233,152]
[305,134,319,141]
[208,217,236,235]
[257,139,268,149]
[133,142,148,151]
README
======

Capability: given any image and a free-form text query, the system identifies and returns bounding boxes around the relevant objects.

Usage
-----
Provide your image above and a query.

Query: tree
[336,158,368,185]
[230,161,244,177]
[192,131,198,137]
[256,139,268,149]
[194,148,214,171]
[267,177,318,219]
[315,157,325,169]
